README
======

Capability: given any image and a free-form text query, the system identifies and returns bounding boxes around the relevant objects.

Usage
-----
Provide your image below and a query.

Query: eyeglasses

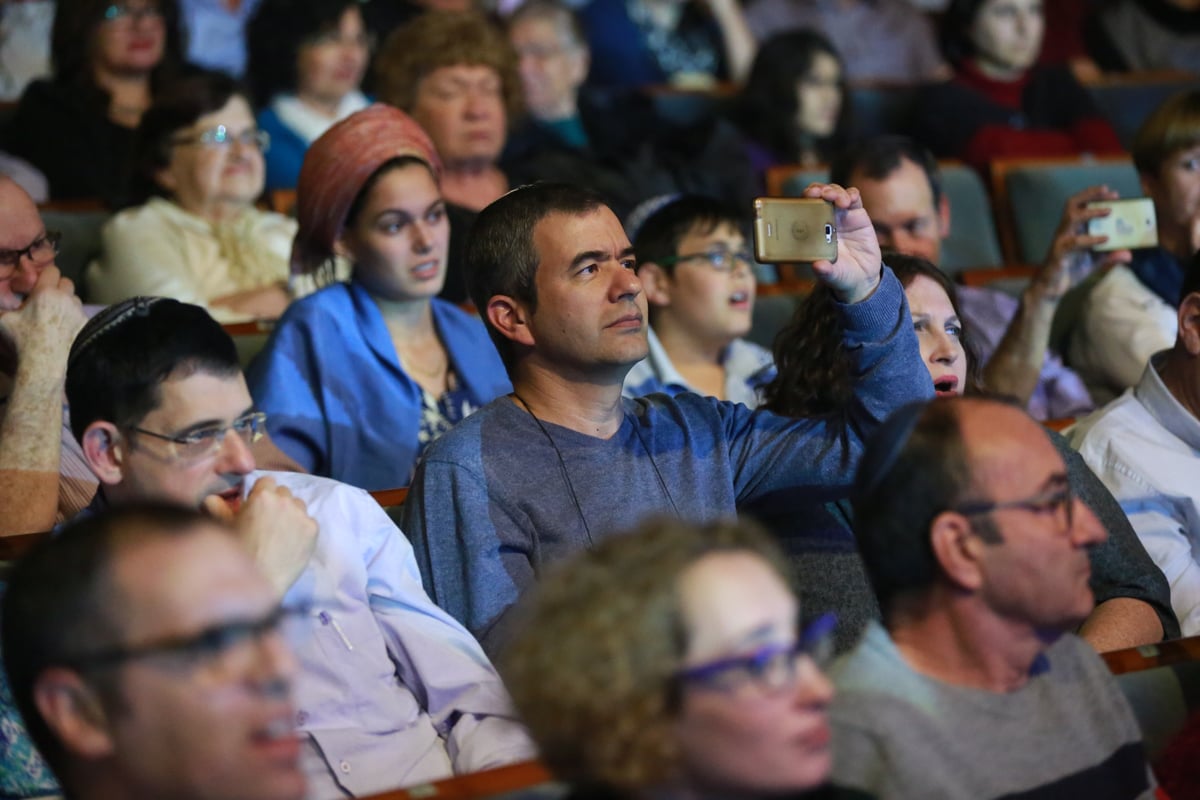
[102,2,162,22]
[171,126,271,153]
[62,604,307,672]
[954,480,1075,531]
[658,248,756,273]
[675,612,837,693]
[127,411,267,461]
[0,231,60,278]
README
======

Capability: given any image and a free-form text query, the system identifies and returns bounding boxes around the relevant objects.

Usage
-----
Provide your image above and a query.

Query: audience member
[502,0,757,220]
[831,135,1102,420]
[179,0,262,77]
[830,396,1156,799]
[0,0,53,101]
[401,181,932,653]
[374,11,518,212]
[504,517,862,800]
[1071,255,1200,636]
[65,297,537,798]
[1086,0,1200,74]
[624,195,773,405]
[758,254,1175,653]
[2,505,307,800]
[87,71,300,322]
[731,30,847,180]
[913,0,1123,172]
[0,177,91,536]
[743,0,949,85]
[0,152,49,204]
[248,105,510,491]
[577,0,756,89]
[1068,89,1200,401]
[2,0,185,205]
[247,0,372,192]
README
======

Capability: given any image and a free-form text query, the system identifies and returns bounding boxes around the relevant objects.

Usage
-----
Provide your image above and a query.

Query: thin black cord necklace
[510,391,681,543]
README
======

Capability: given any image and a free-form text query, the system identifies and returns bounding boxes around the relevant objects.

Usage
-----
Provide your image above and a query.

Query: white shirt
[1069,356,1200,635]
[246,471,537,799]
[1069,265,1177,405]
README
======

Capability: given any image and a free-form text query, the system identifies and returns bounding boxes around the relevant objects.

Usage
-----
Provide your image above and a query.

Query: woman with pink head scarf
[247,103,511,490]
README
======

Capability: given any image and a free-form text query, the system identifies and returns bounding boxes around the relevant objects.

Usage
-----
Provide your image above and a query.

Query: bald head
[0,176,55,311]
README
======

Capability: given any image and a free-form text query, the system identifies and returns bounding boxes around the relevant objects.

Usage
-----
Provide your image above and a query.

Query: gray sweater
[402,269,931,653]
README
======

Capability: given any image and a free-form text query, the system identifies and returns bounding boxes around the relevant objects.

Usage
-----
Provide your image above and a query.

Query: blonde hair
[501,517,793,792]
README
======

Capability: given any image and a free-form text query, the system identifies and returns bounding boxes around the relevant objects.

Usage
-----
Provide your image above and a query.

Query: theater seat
[39,201,109,297]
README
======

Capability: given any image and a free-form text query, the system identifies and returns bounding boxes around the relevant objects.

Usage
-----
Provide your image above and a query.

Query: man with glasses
[3,504,307,800]
[623,195,774,407]
[0,175,90,535]
[1072,255,1200,637]
[63,297,536,798]
[828,396,1155,799]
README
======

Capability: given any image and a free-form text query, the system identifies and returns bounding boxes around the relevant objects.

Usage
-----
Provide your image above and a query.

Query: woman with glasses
[88,70,316,322]
[749,253,1176,653]
[502,516,862,800]
[1,0,184,204]
[623,195,774,407]
[246,0,373,193]
[246,104,510,491]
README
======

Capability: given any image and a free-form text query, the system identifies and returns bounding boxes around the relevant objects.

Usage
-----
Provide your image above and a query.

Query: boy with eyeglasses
[624,195,774,407]
[60,296,536,799]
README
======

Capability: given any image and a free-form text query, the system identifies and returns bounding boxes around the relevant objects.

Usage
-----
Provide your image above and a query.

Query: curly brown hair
[761,253,983,422]
[500,517,793,793]
[372,11,523,125]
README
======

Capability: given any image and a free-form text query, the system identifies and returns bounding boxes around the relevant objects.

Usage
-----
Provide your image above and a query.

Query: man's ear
[929,510,985,592]
[486,295,535,348]
[1178,292,1200,357]
[34,668,116,760]
[81,422,126,487]
[937,193,952,240]
[638,262,671,308]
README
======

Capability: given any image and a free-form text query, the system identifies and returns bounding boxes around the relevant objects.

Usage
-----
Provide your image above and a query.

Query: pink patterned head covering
[291,103,443,275]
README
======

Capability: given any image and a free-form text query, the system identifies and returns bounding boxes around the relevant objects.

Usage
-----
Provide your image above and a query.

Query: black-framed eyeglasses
[954,480,1075,532]
[103,2,162,22]
[127,411,267,462]
[675,612,837,693]
[657,248,757,273]
[171,126,271,153]
[60,603,308,672]
[0,231,61,277]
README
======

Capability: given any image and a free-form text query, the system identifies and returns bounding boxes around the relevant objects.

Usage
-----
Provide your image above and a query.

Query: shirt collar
[1134,352,1200,452]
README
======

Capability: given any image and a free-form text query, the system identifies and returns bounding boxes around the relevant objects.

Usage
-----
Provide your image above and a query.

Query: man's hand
[204,477,318,597]
[801,183,883,304]
[0,266,86,368]
[1033,186,1132,303]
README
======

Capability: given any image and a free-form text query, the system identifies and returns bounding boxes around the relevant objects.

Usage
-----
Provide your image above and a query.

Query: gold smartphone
[753,197,838,263]
[1086,198,1158,252]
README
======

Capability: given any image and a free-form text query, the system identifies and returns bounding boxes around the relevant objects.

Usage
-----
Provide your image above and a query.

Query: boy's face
[650,221,757,350]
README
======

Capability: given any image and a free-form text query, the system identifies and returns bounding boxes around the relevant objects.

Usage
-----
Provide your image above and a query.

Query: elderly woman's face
[673,552,834,794]
[155,95,266,218]
[93,0,166,77]
[338,161,450,301]
[410,64,506,168]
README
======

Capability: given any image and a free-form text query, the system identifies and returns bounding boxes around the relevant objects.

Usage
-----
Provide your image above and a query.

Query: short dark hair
[506,0,587,51]
[129,70,250,206]
[633,195,744,274]
[51,0,184,97]
[466,182,608,369]
[2,504,222,780]
[939,0,990,66]
[829,135,942,207]
[1132,89,1200,177]
[66,298,240,441]
[851,399,974,618]
[733,29,849,164]
[245,0,365,106]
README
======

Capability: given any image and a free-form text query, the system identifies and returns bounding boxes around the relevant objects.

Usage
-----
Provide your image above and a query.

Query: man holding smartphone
[401,180,933,654]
